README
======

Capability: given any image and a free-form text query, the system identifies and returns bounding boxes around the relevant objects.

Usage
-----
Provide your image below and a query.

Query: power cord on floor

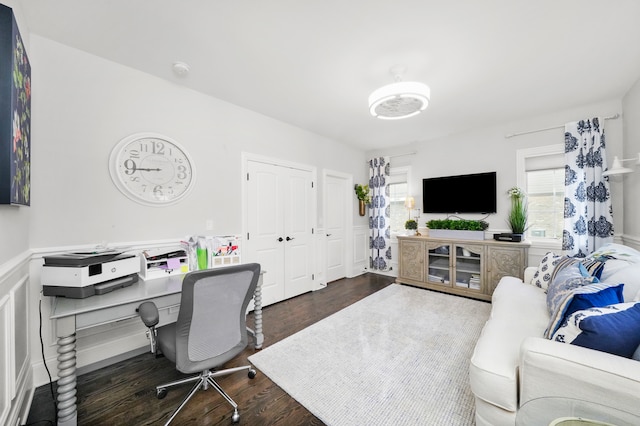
[25,295,57,426]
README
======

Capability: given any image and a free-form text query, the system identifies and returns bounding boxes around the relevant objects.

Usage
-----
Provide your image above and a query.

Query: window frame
[516,144,564,249]
[387,165,412,235]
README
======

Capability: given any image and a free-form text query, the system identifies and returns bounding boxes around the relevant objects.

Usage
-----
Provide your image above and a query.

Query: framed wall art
[0,5,31,206]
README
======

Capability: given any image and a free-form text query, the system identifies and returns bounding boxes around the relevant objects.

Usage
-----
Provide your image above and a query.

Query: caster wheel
[232,411,240,423]
[156,388,167,399]
[248,369,257,379]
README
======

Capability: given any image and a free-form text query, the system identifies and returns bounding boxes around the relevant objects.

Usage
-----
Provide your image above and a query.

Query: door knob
[286,236,294,241]
[277,237,284,242]
[326,234,332,237]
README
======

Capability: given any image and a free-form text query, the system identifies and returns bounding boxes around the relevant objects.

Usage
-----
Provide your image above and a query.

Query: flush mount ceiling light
[368,65,430,120]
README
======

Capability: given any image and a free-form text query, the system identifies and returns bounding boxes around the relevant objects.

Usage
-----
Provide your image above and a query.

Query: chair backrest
[174,263,261,374]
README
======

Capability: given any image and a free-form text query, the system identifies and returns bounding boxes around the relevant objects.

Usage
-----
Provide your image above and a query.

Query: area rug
[248,283,491,425]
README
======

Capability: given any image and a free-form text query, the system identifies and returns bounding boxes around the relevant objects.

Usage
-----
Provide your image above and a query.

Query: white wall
[29,36,367,249]
[622,76,640,244]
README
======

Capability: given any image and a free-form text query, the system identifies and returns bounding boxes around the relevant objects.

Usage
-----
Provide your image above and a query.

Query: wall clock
[109,133,196,206]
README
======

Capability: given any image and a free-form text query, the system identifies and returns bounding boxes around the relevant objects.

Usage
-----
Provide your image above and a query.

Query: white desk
[49,273,264,426]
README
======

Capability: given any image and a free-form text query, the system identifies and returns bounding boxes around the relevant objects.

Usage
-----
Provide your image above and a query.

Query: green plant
[426,219,489,231]
[405,219,418,230]
[354,184,371,204]
[507,187,528,234]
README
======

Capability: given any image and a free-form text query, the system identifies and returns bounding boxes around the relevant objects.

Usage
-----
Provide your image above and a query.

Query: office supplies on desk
[140,247,190,280]
[42,252,139,298]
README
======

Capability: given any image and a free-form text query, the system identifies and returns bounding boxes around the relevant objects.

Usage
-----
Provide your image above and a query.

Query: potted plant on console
[506,187,528,241]
[405,219,418,236]
[426,219,489,241]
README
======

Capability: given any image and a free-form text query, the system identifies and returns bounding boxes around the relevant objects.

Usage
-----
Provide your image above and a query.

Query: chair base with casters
[157,365,257,425]
[137,263,262,425]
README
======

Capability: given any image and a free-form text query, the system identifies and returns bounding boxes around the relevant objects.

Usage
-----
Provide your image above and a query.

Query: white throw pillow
[531,252,567,291]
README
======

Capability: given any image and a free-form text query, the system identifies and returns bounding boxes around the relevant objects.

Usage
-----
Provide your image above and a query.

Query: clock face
[109,133,196,206]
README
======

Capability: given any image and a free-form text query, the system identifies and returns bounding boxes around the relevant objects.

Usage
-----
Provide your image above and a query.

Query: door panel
[284,168,313,299]
[325,174,347,282]
[246,161,285,306]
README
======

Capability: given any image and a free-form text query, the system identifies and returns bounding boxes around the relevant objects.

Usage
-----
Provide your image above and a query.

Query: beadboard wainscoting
[0,251,33,426]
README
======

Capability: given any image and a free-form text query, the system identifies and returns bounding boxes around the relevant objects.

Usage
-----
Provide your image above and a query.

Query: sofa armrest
[523,266,537,285]
[519,337,640,416]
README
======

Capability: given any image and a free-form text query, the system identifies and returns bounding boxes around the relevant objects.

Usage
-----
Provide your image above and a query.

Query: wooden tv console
[396,235,530,301]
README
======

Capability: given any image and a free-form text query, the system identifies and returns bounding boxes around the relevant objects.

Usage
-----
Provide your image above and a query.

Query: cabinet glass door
[453,244,483,291]
[427,244,451,286]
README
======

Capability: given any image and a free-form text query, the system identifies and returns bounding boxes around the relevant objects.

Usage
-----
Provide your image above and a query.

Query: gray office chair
[137,263,261,425]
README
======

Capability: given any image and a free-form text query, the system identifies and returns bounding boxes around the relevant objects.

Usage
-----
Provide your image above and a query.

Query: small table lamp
[404,196,415,220]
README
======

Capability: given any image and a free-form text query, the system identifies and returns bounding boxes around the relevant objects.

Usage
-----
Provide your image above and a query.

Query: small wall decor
[0,5,31,206]
[354,183,371,216]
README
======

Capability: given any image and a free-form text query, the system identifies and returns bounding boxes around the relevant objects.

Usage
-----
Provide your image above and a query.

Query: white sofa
[469,244,640,426]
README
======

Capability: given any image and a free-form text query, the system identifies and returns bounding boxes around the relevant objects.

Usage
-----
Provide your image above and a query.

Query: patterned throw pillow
[531,252,567,290]
[552,302,640,358]
[580,257,607,279]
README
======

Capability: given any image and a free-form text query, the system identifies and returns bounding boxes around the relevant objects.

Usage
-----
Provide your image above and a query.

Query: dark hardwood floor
[27,273,395,426]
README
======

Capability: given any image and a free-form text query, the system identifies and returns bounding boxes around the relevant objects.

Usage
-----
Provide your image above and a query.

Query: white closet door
[283,167,314,299]
[246,161,286,306]
[325,174,348,283]
[246,160,314,306]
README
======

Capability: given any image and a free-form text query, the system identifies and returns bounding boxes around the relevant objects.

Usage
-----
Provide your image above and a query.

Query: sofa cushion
[587,243,640,282]
[604,262,640,302]
[469,277,548,412]
[551,302,640,358]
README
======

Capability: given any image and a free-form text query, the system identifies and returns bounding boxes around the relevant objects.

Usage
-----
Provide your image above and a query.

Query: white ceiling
[20,0,640,151]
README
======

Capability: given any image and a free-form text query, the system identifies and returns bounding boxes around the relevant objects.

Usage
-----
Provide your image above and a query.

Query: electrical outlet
[205,219,214,230]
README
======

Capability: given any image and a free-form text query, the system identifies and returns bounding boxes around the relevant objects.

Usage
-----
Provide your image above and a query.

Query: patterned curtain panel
[368,156,392,271]
[563,117,614,257]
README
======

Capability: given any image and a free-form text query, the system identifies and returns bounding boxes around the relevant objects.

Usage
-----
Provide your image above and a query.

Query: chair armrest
[519,337,640,415]
[137,301,159,327]
[137,301,159,354]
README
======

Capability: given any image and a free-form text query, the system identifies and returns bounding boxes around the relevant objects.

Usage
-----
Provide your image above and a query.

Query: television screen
[423,172,497,214]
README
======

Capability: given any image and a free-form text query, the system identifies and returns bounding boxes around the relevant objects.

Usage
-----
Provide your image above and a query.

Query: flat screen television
[423,171,497,214]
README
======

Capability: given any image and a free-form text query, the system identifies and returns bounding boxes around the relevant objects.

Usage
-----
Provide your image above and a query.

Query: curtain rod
[367,152,416,160]
[505,113,620,139]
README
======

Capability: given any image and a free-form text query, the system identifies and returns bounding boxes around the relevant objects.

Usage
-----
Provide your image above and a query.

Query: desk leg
[56,334,78,426]
[253,279,264,349]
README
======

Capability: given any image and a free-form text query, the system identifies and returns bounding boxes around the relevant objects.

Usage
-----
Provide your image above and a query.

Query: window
[517,145,564,242]
[526,169,564,239]
[388,166,411,233]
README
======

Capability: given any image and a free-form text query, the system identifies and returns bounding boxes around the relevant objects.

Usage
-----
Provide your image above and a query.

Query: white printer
[42,251,140,298]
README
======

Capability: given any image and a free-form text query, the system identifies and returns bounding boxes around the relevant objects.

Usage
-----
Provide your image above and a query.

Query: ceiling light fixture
[602,153,640,177]
[368,65,430,120]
